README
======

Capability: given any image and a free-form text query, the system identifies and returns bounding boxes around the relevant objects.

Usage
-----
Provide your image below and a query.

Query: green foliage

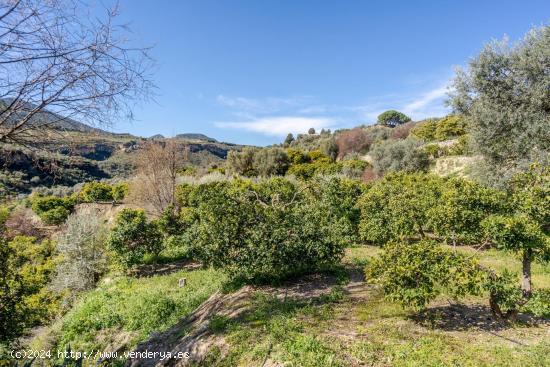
[484,270,524,315]
[111,183,129,203]
[284,133,295,146]
[31,195,75,225]
[365,240,485,310]
[341,159,369,179]
[509,163,549,228]
[286,148,309,165]
[57,268,225,354]
[411,118,438,140]
[0,206,9,227]
[448,25,550,183]
[106,209,163,268]
[252,147,290,177]
[370,138,430,175]
[53,208,108,294]
[357,173,444,244]
[181,177,347,283]
[522,289,550,317]
[79,181,113,202]
[377,110,411,128]
[79,181,128,203]
[413,116,467,142]
[0,236,58,344]
[434,115,467,141]
[309,176,366,246]
[226,147,258,176]
[482,215,549,260]
[429,178,507,245]
[40,206,71,225]
[308,127,316,135]
[319,137,339,162]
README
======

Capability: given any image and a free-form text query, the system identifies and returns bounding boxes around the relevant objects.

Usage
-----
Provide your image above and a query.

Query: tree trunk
[521,248,532,300]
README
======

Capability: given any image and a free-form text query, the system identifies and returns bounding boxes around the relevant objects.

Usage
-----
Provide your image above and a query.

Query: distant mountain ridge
[0,98,109,135]
[175,133,217,142]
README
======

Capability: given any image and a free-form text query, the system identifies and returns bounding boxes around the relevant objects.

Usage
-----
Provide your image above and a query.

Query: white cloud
[215,116,334,136]
[353,83,452,123]
[402,85,449,118]
[216,95,312,114]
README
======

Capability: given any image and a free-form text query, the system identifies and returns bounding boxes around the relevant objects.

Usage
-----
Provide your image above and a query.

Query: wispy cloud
[215,116,334,136]
[216,95,313,114]
[214,72,454,138]
[354,82,452,122]
[402,85,449,118]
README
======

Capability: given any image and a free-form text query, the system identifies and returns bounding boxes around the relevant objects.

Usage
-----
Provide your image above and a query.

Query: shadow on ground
[411,303,547,334]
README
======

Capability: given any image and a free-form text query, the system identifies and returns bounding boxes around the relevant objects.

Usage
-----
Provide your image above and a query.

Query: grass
[52,267,225,355]
[199,289,346,367]
[198,245,550,366]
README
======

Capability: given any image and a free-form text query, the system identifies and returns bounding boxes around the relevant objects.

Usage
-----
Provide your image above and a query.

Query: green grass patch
[55,268,225,353]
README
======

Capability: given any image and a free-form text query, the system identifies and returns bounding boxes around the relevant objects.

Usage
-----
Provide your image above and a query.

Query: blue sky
[110,0,550,146]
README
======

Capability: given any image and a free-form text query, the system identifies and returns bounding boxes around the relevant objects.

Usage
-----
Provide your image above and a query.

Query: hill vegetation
[0,21,548,367]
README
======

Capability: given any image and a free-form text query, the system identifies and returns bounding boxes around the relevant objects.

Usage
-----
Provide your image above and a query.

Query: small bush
[79,181,128,203]
[31,195,75,225]
[40,206,70,225]
[366,239,485,310]
[106,209,163,268]
[53,208,108,294]
[434,115,467,141]
[370,138,430,175]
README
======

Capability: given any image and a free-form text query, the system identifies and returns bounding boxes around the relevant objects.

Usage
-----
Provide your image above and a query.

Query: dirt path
[126,271,366,366]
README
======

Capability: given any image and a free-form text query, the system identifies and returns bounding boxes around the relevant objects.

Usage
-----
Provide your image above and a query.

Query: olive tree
[448,25,550,184]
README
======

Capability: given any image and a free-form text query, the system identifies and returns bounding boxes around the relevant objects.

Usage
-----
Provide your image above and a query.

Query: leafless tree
[131,139,188,216]
[0,0,154,147]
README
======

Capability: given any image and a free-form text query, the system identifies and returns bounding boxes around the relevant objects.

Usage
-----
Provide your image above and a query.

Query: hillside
[0,126,243,197]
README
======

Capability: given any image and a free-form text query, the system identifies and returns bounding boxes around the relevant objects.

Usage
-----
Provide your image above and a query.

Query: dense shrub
[357,173,444,244]
[0,236,58,343]
[31,195,75,225]
[366,240,486,310]
[411,118,438,140]
[286,148,309,165]
[253,147,290,176]
[179,177,347,283]
[309,176,366,246]
[412,116,467,142]
[370,138,430,175]
[106,209,163,268]
[434,115,467,141]
[226,147,258,176]
[53,208,108,294]
[319,137,339,161]
[429,178,507,245]
[341,159,369,179]
[336,128,371,158]
[79,181,128,203]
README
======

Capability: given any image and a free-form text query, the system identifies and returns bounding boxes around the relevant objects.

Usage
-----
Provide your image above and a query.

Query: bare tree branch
[0,0,155,146]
